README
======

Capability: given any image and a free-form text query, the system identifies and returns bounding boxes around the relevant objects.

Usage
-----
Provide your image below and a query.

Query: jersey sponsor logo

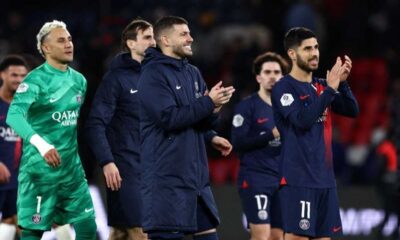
[299,219,310,230]
[16,83,29,93]
[232,114,244,127]
[316,108,328,122]
[130,89,138,94]
[299,94,310,100]
[0,126,20,142]
[32,213,42,224]
[256,117,268,124]
[51,110,79,126]
[268,137,281,147]
[280,93,294,106]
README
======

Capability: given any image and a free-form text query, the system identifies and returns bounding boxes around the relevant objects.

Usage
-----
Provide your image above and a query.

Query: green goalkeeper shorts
[17,178,95,230]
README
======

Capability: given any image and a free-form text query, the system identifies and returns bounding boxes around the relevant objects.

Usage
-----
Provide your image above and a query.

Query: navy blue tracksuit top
[85,52,143,227]
[138,47,220,232]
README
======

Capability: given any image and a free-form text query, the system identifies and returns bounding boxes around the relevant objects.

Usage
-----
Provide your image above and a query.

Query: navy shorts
[279,186,342,238]
[0,188,17,219]
[238,186,282,228]
[148,198,218,239]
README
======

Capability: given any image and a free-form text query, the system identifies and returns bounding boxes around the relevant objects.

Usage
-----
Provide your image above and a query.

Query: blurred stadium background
[1,0,399,239]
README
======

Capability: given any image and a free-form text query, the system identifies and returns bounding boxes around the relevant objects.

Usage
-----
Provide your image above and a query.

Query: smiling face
[41,27,74,64]
[162,24,194,59]
[290,37,319,73]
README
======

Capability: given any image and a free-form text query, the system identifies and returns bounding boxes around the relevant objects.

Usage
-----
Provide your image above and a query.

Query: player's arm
[271,82,336,130]
[0,161,11,183]
[85,72,120,167]
[331,80,359,117]
[139,67,222,131]
[204,130,232,156]
[6,79,60,167]
[85,72,122,191]
[231,102,276,152]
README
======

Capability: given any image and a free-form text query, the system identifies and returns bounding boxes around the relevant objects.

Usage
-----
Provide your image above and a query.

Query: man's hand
[207,81,235,109]
[272,127,280,139]
[0,162,11,183]
[211,136,233,157]
[44,148,61,168]
[326,57,344,90]
[103,162,122,191]
[339,55,352,82]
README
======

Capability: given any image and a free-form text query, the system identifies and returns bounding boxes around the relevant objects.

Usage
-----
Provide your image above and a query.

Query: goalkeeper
[6,20,97,240]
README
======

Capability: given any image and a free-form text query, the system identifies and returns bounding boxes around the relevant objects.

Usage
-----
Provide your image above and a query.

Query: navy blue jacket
[138,47,220,232]
[231,93,281,190]
[85,52,143,227]
[272,75,359,188]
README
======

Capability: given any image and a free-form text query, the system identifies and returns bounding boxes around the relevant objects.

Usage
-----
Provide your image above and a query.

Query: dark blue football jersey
[271,75,358,188]
[0,98,21,190]
[232,93,281,188]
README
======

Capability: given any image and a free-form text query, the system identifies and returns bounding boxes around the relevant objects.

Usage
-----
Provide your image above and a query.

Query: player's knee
[249,224,269,240]
[74,217,97,240]
[250,233,268,240]
[193,229,218,240]
[21,228,44,240]
[128,227,148,240]
[269,228,284,240]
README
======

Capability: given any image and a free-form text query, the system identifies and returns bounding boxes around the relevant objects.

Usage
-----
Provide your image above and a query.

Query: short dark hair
[121,19,152,52]
[154,16,188,45]
[253,52,289,75]
[283,27,316,52]
[0,55,28,72]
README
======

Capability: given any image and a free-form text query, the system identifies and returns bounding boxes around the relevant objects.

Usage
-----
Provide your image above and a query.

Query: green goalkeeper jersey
[6,62,87,184]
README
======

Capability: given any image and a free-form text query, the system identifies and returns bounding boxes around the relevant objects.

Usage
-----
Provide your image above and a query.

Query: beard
[172,44,192,58]
[296,54,318,73]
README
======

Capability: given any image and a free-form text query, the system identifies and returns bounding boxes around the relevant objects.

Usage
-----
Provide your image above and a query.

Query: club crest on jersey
[32,213,42,224]
[232,114,244,127]
[299,219,310,230]
[280,93,294,106]
[258,210,268,220]
[16,83,29,93]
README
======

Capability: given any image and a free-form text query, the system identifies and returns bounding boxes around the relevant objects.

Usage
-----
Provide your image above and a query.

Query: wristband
[29,134,54,157]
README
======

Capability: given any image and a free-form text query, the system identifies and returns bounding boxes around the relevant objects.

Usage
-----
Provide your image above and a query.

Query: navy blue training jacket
[85,52,143,227]
[138,47,220,232]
